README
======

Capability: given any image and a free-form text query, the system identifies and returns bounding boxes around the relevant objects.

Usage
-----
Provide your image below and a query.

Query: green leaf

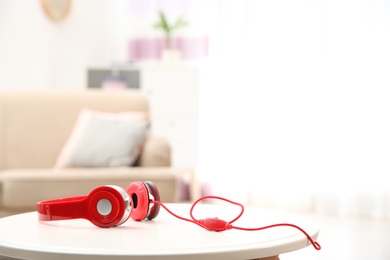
[171,16,188,31]
[153,11,188,36]
[156,11,170,33]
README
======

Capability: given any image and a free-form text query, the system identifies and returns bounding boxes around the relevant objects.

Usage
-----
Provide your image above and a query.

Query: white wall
[0,0,121,90]
[0,0,49,89]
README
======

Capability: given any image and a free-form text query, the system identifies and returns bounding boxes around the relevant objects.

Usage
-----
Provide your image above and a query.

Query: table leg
[250,256,279,260]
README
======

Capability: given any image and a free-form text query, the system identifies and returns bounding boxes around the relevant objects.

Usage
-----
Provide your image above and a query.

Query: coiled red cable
[153,196,321,250]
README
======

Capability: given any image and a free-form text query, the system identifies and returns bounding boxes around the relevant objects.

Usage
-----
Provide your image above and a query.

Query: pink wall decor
[128,36,208,61]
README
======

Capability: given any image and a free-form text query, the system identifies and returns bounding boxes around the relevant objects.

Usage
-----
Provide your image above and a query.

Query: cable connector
[198,218,233,231]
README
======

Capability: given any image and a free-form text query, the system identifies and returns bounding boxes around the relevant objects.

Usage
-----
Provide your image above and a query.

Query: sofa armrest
[138,136,172,167]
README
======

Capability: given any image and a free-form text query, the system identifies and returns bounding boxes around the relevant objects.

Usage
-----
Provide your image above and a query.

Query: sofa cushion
[137,136,172,167]
[55,109,149,168]
[0,168,180,210]
[0,90,150,169]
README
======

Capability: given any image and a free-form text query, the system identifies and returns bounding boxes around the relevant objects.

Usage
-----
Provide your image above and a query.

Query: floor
[279,213,390,260]
[1,213,390,260]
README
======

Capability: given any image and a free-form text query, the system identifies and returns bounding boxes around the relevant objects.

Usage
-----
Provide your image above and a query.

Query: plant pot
[161,49,182,64]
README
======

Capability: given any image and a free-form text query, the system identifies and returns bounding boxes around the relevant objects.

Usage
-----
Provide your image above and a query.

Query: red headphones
[36,181,321,250]
[36,181,160,228]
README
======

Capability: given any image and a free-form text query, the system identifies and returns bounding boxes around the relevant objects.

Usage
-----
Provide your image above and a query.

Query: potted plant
[153,11,188,63]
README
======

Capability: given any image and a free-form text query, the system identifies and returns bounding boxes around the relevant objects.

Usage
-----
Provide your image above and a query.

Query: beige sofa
[0,90,194,217]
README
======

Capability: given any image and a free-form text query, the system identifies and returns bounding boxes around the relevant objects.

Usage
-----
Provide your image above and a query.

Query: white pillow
[55,109,149,168]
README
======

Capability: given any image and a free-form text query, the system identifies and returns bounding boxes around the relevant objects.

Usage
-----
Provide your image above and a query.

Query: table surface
[0,203,320,260]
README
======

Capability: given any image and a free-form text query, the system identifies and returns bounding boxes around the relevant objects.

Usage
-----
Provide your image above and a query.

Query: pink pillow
[54,109,149,168]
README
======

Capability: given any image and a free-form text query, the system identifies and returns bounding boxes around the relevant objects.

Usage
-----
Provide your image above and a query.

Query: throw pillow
[54,109,149,168]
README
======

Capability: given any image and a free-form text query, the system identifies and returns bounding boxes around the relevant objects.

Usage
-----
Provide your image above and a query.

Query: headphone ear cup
[88,185,132,228]
[127,181,150,221]
[144,181,160,220]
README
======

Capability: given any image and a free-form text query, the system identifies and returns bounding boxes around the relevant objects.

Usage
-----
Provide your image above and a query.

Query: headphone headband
[37,195,88,221]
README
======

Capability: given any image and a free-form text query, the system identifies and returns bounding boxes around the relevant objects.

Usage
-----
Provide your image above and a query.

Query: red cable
[153,196,321,250]
[154,201,200,226]
[189,196,245,224]
[233,223,321,250]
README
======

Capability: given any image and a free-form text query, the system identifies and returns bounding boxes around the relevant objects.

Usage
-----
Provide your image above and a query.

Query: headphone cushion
[144,181,160,220]
[126,181,149,221]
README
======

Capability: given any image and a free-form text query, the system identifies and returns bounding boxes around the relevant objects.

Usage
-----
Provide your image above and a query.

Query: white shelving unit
[140,65,198,168]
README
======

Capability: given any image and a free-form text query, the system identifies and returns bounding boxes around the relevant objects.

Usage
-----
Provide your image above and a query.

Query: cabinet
[140,66,198,168]
[87,65,199,168]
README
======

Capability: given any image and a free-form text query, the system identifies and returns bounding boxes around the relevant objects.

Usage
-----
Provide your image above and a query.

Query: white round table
[0,203,320,260]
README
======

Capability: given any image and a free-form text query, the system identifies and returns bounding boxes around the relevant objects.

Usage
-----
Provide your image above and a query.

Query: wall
[0,0,121,90]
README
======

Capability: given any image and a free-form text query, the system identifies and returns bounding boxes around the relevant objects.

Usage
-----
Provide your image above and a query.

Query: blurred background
[1,1,390,258]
